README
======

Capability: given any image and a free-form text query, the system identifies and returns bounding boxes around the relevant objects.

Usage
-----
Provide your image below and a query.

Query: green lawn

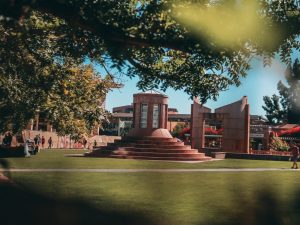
[1,149,293,169]
[2,150,300,225]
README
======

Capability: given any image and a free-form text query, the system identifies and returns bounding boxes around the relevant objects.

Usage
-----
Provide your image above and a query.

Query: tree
[0,13,117,135]
[282,58,300,123]
[0,1,300,134]
[262,94,287,124]
[262,59,300,124]
[269,136,289,151]
[171,123,188,138]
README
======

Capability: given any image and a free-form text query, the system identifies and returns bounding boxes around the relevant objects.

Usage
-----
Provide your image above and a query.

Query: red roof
[275,124,298,129]
[278,126,300,136]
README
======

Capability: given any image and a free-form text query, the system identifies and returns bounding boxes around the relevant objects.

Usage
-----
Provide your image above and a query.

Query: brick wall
[0,130,121,149]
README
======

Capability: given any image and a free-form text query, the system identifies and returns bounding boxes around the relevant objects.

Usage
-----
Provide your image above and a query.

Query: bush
[269,136,289,151]
[171,124,188,138]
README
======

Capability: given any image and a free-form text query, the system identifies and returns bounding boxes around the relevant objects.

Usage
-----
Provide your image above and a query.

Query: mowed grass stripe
[1,149,293,169]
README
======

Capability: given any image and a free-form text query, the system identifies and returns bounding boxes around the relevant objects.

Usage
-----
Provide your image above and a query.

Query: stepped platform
[85,137,211,161]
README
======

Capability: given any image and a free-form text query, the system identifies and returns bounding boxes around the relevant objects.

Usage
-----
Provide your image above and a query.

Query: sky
[104,55,298,116]
[105,52,300,116]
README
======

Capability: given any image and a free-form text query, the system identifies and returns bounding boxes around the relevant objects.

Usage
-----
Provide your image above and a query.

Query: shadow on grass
[0,183,155,225]
[1,159,300,225]
[1,158,155,225]
[207,191,280,225]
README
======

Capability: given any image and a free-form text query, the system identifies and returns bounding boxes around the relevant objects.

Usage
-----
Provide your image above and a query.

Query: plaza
[1,92,300,225]
[1,91,300,225]
[0,2,300,225]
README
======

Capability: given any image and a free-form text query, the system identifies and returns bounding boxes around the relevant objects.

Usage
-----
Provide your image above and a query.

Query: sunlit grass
[10,171,300,225]
[2,150,300,225]
[2,149,292,169]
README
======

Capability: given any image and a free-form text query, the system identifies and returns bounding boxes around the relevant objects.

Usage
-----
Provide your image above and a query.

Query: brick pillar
[34,114,39,131]
[159,104,164,128]
[190,98,211,151]
[164,104,168,129]
[27,119,34,130]
[132,103,136,128]
[148,103,153,128]
[47,123,53,132]
[134,103,141,128]
[244,104,250,153]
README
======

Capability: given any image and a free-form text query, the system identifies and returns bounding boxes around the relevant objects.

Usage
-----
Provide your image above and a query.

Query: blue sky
[104,56,298,116]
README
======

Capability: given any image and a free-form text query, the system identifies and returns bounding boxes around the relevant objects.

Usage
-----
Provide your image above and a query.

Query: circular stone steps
[132,148,199,153]
[134,139,178,144]
[86,136,211,161]
[110,155,212,161]
[123,137,176,141]
[134,145,189,150]
[125,151,206,158]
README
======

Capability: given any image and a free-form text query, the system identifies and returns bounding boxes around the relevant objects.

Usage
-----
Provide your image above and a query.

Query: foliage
[282,58,300,123]
[262,59,300,124]
[262,94,287,124]
[269,136,289,151]
[171,123,188,138]
[0,1,299,133]
[0,14,116,135]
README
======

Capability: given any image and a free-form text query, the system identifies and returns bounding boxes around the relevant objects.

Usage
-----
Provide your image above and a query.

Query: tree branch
[0,0,201,52]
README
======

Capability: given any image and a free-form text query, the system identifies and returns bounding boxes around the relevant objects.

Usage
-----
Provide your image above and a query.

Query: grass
[1,149,294,169]
[9,171,300,225]
[2,150,300,225]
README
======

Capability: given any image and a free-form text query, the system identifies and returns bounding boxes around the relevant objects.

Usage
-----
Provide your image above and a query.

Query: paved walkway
[1,168,299,173]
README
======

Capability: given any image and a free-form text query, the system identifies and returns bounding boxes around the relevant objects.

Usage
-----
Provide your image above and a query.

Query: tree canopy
[0,13,116,135]
[263,59,300,124]
[0,0,300,134]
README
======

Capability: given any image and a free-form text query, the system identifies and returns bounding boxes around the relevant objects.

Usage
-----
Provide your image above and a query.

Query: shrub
[269,136,289,151]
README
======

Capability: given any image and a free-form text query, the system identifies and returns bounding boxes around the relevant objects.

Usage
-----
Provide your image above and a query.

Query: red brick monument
[87,91,211,161]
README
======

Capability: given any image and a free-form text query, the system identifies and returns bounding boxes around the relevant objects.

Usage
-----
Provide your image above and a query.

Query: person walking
[34,135,38,146]
[48,137,53,149]
[37,134,41,146]
[41,136,45,148]
[83,138,88,149]
[289,141,299,169]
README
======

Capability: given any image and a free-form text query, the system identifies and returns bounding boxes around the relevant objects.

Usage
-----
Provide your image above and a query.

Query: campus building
[3,91,299,152]
[108,98,300,151]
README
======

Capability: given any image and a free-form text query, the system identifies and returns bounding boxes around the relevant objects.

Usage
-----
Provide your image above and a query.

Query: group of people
[33,134,53,149]
[81,138,98,149]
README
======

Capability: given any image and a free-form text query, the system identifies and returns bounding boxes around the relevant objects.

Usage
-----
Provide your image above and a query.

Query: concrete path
[1,168,300,173]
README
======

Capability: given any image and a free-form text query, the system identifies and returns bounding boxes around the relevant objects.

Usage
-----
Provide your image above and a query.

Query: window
[140,104,148,128]
[152,104,160,128]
